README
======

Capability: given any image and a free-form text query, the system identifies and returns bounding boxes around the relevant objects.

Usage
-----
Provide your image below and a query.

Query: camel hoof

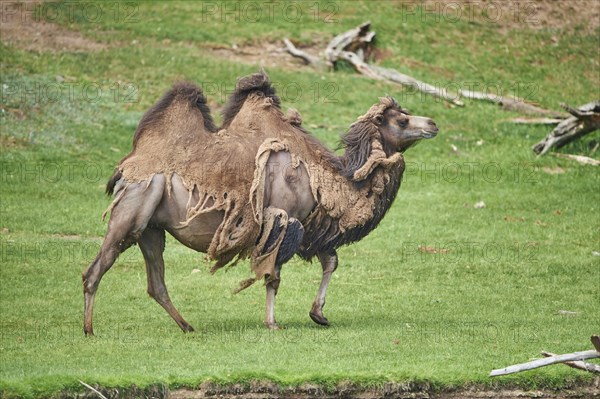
[309,311,330,326]
[181,323,195,333]
[264,322,283,330]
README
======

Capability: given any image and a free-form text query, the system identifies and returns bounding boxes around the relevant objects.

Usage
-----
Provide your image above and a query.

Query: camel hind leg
[138,227,194,332]
[82,174,165,336]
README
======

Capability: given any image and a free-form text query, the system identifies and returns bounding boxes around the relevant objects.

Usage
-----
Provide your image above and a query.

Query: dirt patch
[64,380,600,399]
[0,2,106,52]
[420,0,599,34]
[203,41,309,70]
[0,133,30,149]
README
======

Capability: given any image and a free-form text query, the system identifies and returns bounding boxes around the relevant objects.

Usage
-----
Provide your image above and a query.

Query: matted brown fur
[108,73,406,289]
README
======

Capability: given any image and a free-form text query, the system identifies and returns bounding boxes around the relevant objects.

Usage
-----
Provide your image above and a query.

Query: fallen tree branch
[490,350,600,377]
[541,351,600,373]
[459,90,563,117]
[500,98,567,117]
[491,336,600,377]
[533,101,600,155]
[283,38,329,70]
[552,153,600,166]
[510,117,563,125]
[283,22,563,114]
[338,51,465,106]
[284,22,465,106]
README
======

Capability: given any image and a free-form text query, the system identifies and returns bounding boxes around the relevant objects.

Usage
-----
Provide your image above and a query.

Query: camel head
[340,96,438,180]
[372,96,438,153]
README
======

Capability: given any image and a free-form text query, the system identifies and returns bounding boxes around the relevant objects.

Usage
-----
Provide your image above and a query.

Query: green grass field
[1,1,599,398]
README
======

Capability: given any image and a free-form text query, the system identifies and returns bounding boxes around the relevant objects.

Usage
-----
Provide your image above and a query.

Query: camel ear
[373,114,384,125]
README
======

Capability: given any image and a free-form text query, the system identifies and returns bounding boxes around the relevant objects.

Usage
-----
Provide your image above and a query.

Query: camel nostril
[427,119,436,127]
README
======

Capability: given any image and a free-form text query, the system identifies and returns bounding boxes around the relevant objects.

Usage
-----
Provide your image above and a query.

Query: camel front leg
[258,213,304,329]
[264,278,280,329]
[310,250,338,326]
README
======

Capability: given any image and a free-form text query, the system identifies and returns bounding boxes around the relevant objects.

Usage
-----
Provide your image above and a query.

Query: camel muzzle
[420,128,438,139]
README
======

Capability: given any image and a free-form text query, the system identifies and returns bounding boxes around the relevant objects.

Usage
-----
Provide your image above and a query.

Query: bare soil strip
[62,380,600,399]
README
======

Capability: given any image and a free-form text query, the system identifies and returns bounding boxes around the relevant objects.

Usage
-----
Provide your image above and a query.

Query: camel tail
[106,169,122,196]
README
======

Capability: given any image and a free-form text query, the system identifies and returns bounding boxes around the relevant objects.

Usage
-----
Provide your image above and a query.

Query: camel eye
[398,119,408,128]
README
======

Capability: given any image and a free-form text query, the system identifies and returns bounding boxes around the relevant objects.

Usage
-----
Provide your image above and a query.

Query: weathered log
[324,21,374,65]
[283,38,329,70]
[533,101,600,155]
[541,351,600,373]
[490,350,600,377]
[500,98,567,117]
[338,51,465,106]
[458,89,565,117]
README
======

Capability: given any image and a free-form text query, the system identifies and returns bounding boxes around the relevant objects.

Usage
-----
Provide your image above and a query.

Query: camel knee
[146,279,169,302]
[318,251,338,274]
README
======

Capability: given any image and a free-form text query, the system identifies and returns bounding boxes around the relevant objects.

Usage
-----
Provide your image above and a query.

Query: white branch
[552,153,600,165]
[490,350,600,377]
[542,351,600,373]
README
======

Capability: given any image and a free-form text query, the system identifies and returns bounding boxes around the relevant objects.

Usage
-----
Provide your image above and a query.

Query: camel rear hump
[132,82,217,147]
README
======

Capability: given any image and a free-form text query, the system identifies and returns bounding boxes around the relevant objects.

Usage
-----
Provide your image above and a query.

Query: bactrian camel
[82,71,438,334]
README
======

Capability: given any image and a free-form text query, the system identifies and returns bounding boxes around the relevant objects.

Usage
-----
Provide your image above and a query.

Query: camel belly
[149,173,224,253]
[164,211,224,253]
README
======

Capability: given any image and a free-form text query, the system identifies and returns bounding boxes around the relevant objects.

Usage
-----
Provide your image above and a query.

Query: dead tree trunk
[533,101,600,155]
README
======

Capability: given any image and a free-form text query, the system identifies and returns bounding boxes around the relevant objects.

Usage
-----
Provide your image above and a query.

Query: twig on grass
[79,380,108,399]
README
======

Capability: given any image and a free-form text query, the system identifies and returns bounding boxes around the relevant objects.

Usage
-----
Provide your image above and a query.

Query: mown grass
[1,1,599,398]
